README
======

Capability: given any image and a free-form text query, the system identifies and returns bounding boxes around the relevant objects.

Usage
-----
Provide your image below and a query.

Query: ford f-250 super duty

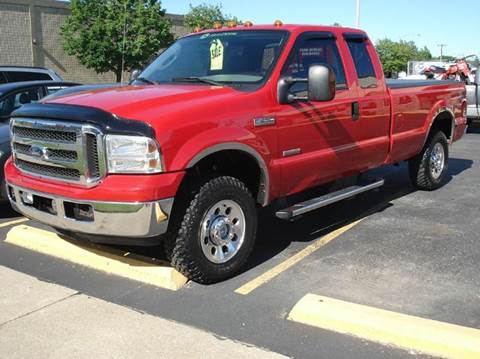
[4,24,467,283]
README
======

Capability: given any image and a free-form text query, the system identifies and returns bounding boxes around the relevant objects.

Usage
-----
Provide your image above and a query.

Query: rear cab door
[343,33,391,170]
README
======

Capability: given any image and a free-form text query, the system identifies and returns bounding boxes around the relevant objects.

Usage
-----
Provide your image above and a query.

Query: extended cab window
[281,35,346,95]
[139,30,289,90]
[346,39,377,88]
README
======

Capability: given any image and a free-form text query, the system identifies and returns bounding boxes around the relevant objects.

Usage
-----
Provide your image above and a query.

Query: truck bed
[386,79,466,164]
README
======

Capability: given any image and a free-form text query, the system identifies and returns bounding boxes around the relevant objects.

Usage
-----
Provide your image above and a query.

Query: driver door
[274,32,360,196]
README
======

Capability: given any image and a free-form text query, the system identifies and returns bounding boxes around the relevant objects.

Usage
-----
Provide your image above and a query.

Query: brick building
[0,0,188,83]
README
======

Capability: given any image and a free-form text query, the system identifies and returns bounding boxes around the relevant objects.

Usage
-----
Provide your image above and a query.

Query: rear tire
[408,131,449,191]
[164,176,257,284]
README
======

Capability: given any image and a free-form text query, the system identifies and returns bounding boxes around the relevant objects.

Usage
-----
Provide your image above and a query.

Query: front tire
[165,176,257,284]
[408,131,449,190]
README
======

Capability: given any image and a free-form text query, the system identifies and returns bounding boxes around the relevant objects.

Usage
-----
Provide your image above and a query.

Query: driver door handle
[352,102,360,121]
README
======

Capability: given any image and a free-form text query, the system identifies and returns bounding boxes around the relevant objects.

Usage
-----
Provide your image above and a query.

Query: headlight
[105,135,163,174]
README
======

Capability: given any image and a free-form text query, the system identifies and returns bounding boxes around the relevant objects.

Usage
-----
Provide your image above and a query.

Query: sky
[162,0,478,58]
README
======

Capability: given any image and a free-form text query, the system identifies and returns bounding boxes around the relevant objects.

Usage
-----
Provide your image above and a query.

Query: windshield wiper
[134,77,157,85]
[172,77,224,86]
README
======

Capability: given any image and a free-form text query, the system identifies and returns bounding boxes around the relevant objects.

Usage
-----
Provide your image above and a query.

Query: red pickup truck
[5,24,467,283]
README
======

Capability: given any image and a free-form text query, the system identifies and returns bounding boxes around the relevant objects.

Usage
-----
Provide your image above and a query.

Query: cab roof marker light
[274,20,283,27]
[244,21,253,27]
[227,21,237,28]
[213,22,222,30]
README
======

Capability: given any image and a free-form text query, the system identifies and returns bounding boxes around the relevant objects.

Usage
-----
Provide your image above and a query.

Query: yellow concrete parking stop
[5,225,187,291]
[0,218,29,229]
[288,294,480,359]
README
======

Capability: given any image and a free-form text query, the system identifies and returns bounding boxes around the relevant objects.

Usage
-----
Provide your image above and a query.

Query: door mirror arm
[277,77,308,104]
[277,64,336,105]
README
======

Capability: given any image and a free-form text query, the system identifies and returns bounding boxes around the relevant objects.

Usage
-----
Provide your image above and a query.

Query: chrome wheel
[199,199,246,264]
[430,142,445,180]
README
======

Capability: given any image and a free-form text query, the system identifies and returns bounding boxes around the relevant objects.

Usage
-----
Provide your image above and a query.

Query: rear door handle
[352,102,360,121]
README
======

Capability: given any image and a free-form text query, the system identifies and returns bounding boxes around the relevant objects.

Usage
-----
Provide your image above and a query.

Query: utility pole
[355,0,361,28]
[438,44,447,62]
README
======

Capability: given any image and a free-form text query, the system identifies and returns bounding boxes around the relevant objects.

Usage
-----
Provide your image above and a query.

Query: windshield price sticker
[210,39,224,70]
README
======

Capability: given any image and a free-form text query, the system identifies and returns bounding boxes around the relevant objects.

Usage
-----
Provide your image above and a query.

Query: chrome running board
[276,178,385,220]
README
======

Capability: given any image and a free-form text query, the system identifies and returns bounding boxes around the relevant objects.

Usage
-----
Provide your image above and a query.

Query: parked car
[0,66,63,84]
[5,24,467,283]
[0,123,9,201]
[0,81,79,201]
[466,71,480,125]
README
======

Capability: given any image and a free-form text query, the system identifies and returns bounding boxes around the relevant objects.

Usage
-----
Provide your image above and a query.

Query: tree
[417,46,432,61]
[375,38,433,76]
[184,3,241,31]
[61,0,174,82]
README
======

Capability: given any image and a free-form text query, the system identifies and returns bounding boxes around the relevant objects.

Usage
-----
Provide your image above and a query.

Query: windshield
[137,30,289,89]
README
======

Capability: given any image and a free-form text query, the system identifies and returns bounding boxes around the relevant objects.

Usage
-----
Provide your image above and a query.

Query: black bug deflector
[11,102,155,138]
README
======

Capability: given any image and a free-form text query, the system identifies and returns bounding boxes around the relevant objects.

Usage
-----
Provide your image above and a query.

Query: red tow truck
[5,24,467,283]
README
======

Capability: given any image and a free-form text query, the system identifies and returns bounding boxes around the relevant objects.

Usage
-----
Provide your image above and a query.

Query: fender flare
[422,106,456,148]
[187,142,270,206]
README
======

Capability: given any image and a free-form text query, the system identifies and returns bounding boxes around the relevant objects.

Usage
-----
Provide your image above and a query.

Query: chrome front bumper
[6,183,173,238]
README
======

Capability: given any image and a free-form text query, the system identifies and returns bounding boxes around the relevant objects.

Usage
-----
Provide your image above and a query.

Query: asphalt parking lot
[1,130,480,359]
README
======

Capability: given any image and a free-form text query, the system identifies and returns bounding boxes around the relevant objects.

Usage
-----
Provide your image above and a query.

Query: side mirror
[277,64,336,104]
[130,69,141,82]
[475,70,480,86]
[308,65,336,102]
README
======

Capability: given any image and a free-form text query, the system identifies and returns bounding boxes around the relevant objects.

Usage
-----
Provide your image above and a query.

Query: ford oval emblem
[30,145,49,160]
[30,145,43,157]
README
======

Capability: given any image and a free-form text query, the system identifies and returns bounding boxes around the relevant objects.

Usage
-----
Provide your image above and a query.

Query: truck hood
[46,84,239,122]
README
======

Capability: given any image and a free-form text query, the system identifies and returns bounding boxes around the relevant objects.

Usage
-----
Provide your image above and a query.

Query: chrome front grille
[15,158,81,180]
[13,126,77,142]
[11,118,106,186]
[14,142,78,162]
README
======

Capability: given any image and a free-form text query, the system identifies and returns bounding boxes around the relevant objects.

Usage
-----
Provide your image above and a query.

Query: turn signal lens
[274,20,283,27]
